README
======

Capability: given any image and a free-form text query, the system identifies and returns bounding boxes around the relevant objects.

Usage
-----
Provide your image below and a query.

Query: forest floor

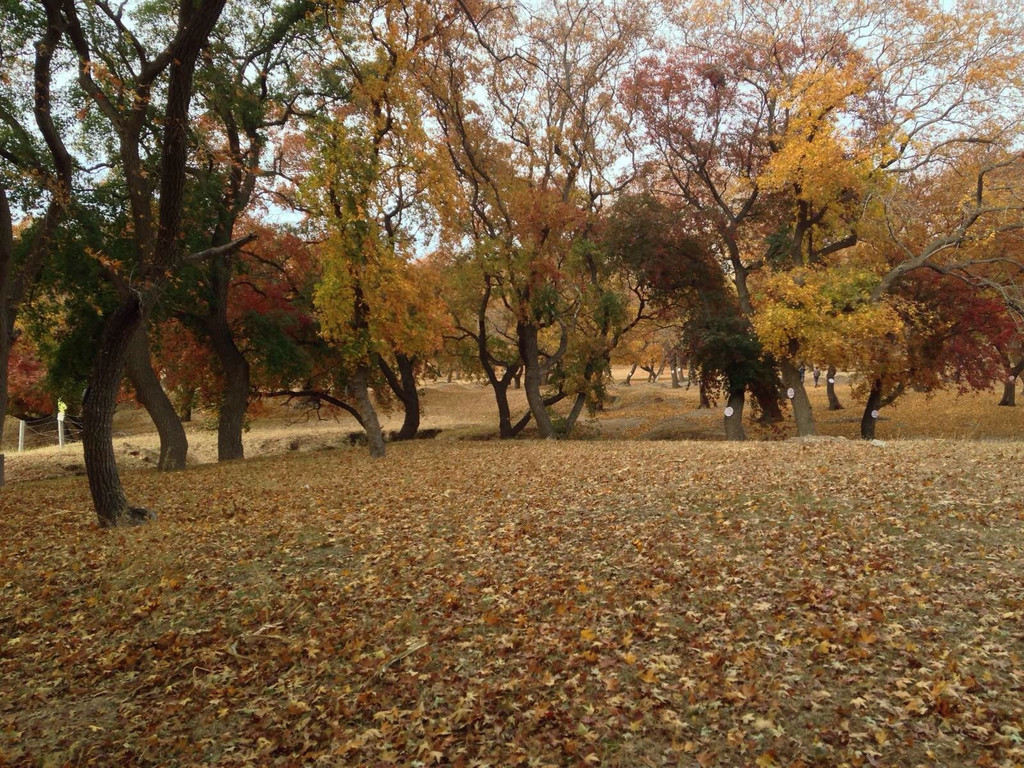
[2,374,1024,766]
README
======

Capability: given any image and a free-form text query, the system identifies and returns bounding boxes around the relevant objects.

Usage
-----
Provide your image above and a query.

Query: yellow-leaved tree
[305,0,455,456]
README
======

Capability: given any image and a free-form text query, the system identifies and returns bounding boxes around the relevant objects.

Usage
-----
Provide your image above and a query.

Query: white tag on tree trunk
[787,388,795,399]
[724,406,734,417]
[871,409,880,419]
[828,378,835,384]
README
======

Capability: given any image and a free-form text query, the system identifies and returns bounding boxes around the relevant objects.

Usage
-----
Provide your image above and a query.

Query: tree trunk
[724,387,746,441]
[698,380,711,409]
[478,355,517,438]
[519,323,557,439]
[0,187,9,487]
[780,358,816,436]
[395,353,420,439]
[207,315,249,462]
[472,280,521,437]
[349,365,385,458]
[179,398,193,423]
[0,303,9,488]
[83,298,154,527]
[826,365,843,410]
[563,392,586,437]
[670,354,680,389]
[750,375,784,423]
[860,378,883,440]
[999,378,1017,407]
[998,359,1024,406]
[625,363,637,386]
[126,323,188,470]
[494,376,516,437]
[0,338,7,487]
[202,242,250,463]
[378,352,421,440]
[654,358,666,382]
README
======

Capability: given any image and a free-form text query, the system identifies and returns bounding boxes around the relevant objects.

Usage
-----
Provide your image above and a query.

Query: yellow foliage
[751,266,903,368]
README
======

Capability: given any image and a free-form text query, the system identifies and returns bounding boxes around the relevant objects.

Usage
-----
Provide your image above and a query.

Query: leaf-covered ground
[2,438,1024,767]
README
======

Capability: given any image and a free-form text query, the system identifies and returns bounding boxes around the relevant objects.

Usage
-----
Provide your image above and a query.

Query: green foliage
[687,312,770,393]
[18,203,118,408]
[240,309,312,385]
[764,225,794,269]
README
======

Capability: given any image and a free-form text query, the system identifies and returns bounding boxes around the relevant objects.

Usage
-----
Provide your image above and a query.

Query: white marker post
[18,419,25,452]
[57,399,67,449]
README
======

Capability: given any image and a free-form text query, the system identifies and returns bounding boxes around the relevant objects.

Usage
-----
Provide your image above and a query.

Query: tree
[303,0,454,457]
[170,0,320,462]
[858,271,1017,439]
[46,0,242,525]
[602,193,772,439]
[426,0,650,439]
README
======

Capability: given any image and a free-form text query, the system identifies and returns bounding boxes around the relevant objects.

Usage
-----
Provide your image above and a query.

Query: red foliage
[897,272,1016,392]
[7,336,53,417]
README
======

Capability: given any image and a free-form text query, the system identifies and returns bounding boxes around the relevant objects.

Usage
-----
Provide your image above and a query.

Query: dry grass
[2,371,1022,485]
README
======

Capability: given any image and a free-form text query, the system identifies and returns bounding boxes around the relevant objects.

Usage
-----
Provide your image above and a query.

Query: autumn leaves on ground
[3,381,1024,768]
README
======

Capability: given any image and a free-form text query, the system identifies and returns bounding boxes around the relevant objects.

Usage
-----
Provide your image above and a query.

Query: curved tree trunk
[395,354,420,439]
[826,365,843,410]
[624,363,637,386]
[780,358,816,436]
[126,323,188,470]
[519,322,557,440]
[723,387,746,441]
[495,377,516,437]
[472,279,521,437]
[564,392,586,436]
[83,298,154,527]
[377,352,420,440]
[349,365,385,458]
[860,378,883,440]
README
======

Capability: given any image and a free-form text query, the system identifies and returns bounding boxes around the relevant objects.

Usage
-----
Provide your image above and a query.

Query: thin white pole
[18,419,25,452]
[57,411,66,448]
